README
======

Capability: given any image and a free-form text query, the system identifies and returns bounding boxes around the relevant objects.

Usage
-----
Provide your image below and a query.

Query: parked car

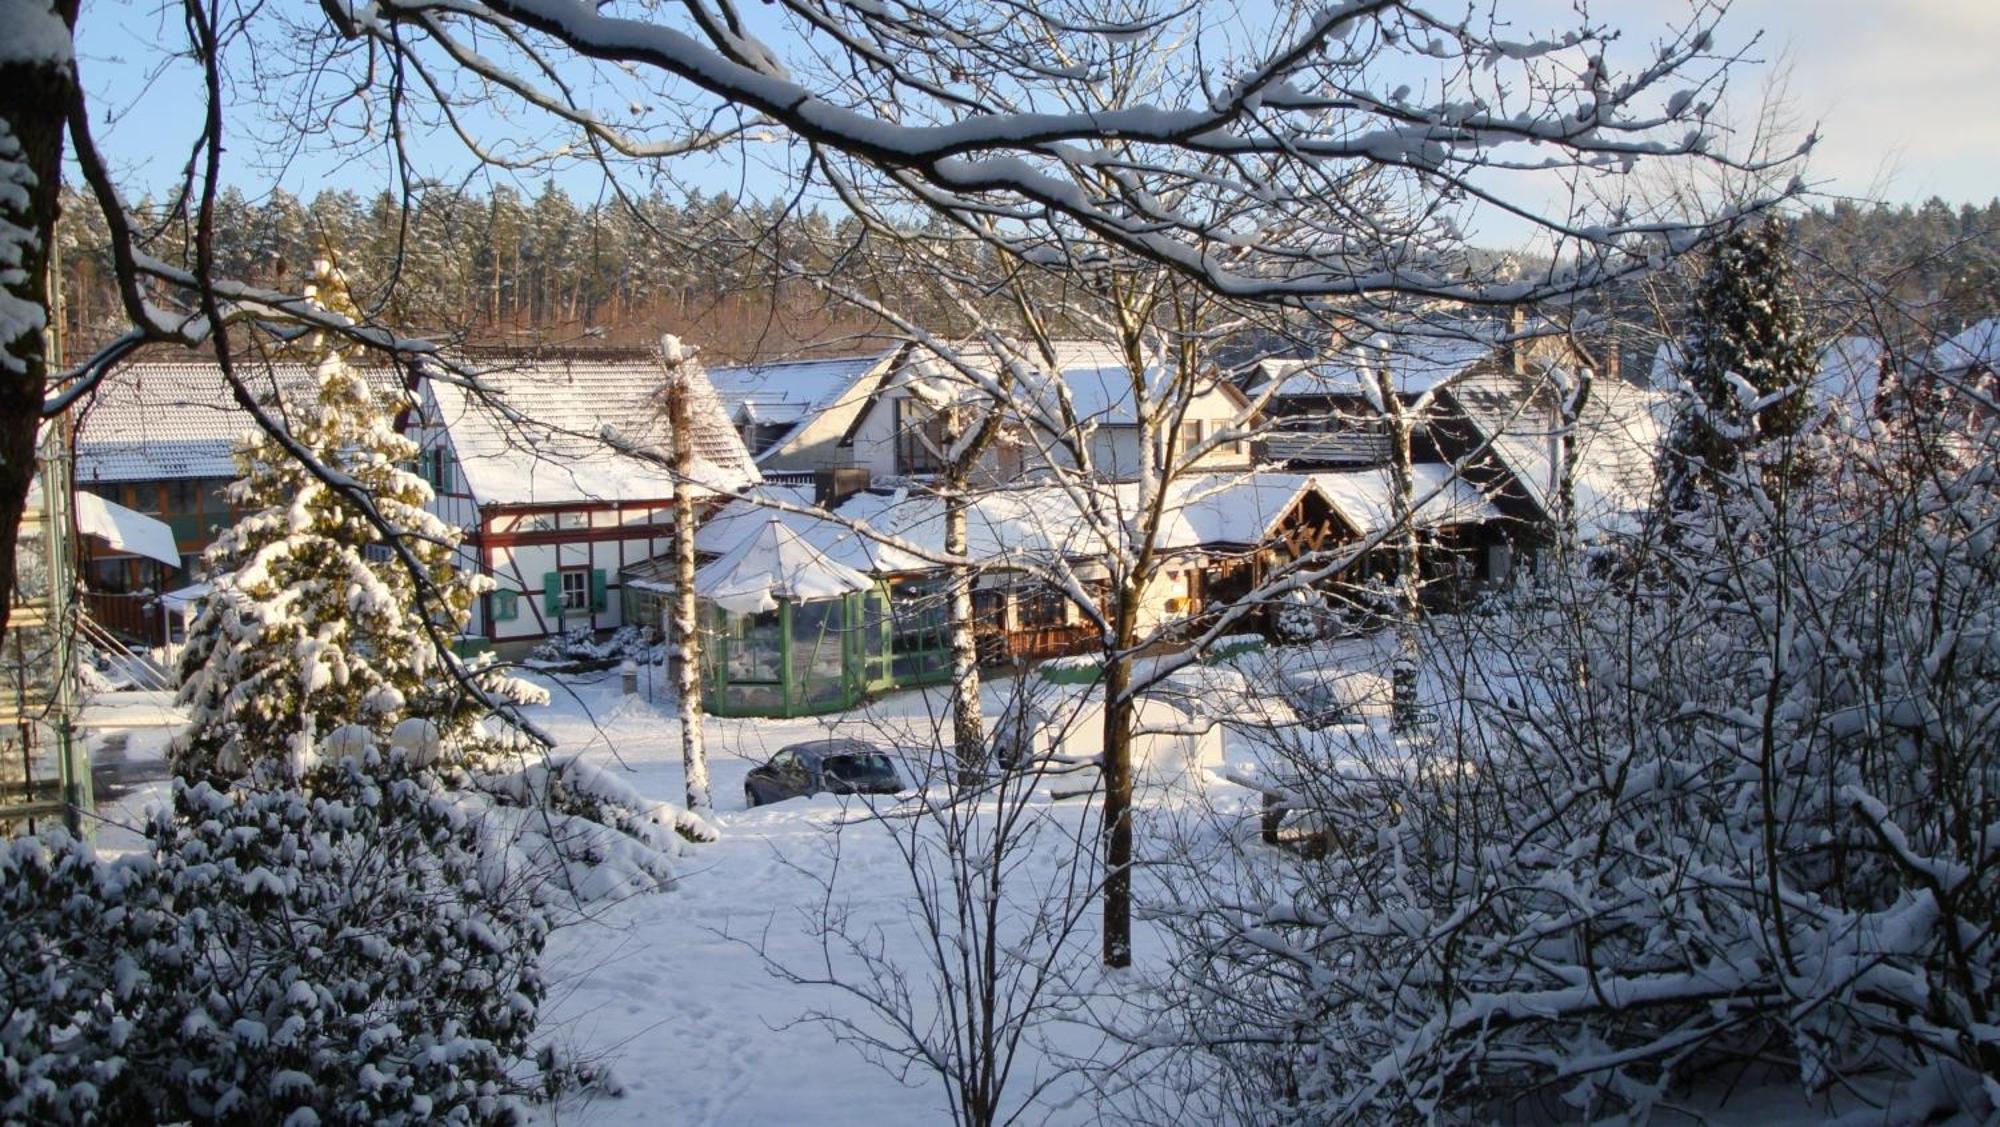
[1279,672,1372,730]
[744,739,907,807]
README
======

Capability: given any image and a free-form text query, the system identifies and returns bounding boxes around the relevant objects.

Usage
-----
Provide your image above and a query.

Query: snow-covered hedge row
[2,749,549,1125]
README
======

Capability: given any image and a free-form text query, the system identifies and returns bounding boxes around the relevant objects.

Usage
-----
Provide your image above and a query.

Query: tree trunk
[944,492,984,786]
[1100,590,1137,968]
[1378,370,1422,731]
[0,7,78,654]
[665,368,710,813]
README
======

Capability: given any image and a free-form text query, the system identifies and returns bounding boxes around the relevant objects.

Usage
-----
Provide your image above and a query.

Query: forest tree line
[53,183,2000,365]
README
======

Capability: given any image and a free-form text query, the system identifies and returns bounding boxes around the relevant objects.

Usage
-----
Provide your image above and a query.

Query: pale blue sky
[71,0,2000,244]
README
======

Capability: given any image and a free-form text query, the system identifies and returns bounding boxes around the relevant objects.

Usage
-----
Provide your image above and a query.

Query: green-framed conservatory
[696,519,924,717]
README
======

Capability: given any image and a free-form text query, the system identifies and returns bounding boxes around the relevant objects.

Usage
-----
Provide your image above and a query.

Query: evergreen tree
[1665,218,1817,504]
[172,249,506,780]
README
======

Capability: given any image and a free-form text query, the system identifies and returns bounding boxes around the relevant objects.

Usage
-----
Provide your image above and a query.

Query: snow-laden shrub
[1268,587,1325,644]
[465,750,712,908]
[1,746,550,1125]
[528,626,663,667]
[1149,420,2000,1122]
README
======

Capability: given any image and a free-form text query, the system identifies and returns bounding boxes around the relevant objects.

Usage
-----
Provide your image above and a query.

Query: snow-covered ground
[526,666,1189,1126]
[89,638,1396,1125]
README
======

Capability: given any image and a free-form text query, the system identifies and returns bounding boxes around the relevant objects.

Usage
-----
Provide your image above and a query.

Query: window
[164,480,199,513]
[560,569,590,611]
[1181,420,1203,453]
[1014,583,1070,629]
[543,568,608,615]
[492,589,520,622]
[894,397,948,475]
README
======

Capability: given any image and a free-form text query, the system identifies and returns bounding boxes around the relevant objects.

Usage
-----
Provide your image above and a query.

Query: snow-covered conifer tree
[1666,218,1818,503]
[173,250,511,780]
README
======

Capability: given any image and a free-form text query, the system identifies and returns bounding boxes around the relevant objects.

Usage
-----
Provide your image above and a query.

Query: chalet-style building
[685,467,1501,676]
[718,340,1257,485]
[870,341,1257,482]
[1251,330,1663,565]
[408,355,760,647]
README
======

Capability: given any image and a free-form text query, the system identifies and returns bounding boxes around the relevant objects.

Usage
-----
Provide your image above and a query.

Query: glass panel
[861,587,891,687]
[729,608,784,683]
[888,575,952,681]
[790,599,848,708]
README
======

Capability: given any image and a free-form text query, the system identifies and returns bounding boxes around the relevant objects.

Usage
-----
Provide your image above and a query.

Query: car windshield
[823,753,895,782]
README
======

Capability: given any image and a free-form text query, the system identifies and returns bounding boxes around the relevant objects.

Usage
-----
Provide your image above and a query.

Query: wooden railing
[82,591,162,647]
[977,624,1097,666]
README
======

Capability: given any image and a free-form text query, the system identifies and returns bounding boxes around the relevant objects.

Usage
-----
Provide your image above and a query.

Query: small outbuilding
[693,519,890,717]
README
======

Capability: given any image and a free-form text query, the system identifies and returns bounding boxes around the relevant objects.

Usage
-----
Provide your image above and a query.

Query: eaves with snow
[693,470,1499,575]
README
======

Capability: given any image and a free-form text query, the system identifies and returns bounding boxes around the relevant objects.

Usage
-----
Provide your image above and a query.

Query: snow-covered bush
[1148,415,1999,1121]
[2,745,550,1125]
[1268,588,1325,644]
[527,625,663,667]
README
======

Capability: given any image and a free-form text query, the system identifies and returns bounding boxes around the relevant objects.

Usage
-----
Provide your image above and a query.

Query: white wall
[478,505,677,642]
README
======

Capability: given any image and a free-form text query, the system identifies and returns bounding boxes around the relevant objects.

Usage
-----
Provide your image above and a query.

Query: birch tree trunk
[1377,366,1423,732]
[944,490,984,786]
[664,357,711,813]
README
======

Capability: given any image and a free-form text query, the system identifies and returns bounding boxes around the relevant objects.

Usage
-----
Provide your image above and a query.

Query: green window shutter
[438,449,453,493]
[590,569,608,612]
[543,572,561,614]
[416,449,434,481]
[493,589,518,622]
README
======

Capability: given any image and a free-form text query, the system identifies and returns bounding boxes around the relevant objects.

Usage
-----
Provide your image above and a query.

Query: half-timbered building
[408,356,760,647]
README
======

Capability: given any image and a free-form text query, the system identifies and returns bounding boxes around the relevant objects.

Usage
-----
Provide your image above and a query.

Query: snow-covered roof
[896,339,1235,429]
[1934,318,2000,375]
[73,490,180,565]
[692,518,874,615]
[705,351,895,455]
[1309,466,1503,536]
[1816,337,1884,427]
[1447,371,1665,540]
[695,471,1427,576]
[1155,473,1323,546]
[73,360,407,483]
[425,358,759,507]
[1253,335,1494,401]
